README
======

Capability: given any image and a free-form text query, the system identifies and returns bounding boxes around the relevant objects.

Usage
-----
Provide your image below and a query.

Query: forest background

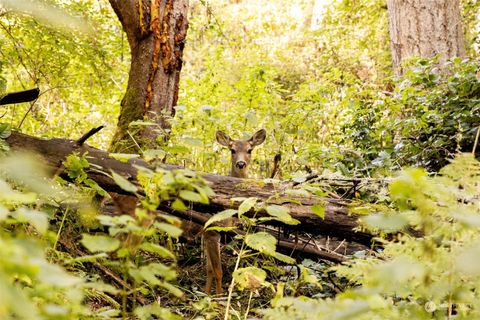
[0,0,480,319]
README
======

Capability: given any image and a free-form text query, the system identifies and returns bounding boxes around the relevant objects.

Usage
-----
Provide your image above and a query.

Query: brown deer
[203,129,267,295]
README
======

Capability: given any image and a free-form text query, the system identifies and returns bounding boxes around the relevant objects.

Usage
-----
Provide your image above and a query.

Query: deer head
[216,129,266,178]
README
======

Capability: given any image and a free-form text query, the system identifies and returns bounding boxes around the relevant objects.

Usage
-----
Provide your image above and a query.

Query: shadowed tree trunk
[387,0,466,76]
[108,0,189,152]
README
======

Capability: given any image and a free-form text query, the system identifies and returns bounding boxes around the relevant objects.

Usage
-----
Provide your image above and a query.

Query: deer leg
[204,231,223,295]
[205,261,214,295]
[213,262,223,295]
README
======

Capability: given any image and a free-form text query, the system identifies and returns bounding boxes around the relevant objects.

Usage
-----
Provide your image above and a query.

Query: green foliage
[263,154,480,319]
[63,153,107,196]
[78,165,220,317]
[391,58,480,170]
[1,0,480,318]
[0,154,89,319]
[344,58,480,172]
[233,266,268,291]
[167,0,394,178]
[0,0,127,148]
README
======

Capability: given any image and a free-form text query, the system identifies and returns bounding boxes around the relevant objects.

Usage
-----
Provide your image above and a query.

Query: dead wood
[6,131,373,249]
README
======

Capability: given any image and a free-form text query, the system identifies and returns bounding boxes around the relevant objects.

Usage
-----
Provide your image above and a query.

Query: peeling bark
[108,0,189,152]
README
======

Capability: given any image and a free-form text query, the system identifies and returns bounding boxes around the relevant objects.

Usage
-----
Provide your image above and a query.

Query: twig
[473,125,480,156]
[76,125,105,146]
[52,125,105,178]
[270,153,281,179]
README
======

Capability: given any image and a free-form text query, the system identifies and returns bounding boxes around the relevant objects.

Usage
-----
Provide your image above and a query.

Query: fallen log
[6,131,373,247]
[101,200,352,263]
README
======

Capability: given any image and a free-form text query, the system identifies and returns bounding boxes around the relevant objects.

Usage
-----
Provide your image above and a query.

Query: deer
[203,129,267,295]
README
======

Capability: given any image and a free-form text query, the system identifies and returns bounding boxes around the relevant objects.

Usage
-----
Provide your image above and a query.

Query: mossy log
[6,131,373,250]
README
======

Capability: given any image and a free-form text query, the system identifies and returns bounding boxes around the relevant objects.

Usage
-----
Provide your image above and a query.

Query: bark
[6,131,373,247]
[387,0,466,75]
[108,0,189,152]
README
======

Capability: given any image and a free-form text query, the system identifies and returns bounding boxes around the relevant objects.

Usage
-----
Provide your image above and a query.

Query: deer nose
[236,161,247,169]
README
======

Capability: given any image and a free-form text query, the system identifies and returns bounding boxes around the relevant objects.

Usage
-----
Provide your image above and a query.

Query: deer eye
[230,149,236,154]
[247,149,252,154]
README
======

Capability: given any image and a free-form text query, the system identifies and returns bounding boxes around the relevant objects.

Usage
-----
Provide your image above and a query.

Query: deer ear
[216,131,232,147]
[250,129,266,146]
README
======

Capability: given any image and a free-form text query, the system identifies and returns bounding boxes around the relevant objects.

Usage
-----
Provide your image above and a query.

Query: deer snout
[236,161,247,169]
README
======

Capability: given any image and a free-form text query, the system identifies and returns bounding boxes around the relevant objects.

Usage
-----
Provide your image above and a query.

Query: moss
[109,87,144,153]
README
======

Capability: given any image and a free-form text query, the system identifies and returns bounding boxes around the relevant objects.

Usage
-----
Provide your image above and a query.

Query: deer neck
[231,167,248,179]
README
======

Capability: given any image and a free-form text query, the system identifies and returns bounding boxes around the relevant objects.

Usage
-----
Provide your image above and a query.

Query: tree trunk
[387,0,466,75]
[108,0,189,152]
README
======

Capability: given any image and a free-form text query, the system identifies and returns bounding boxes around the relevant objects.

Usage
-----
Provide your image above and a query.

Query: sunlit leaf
[456,242,480,276]
[183,137,203,147]
[143,149,166,161]
[238,197,257,216]
[245,232,276,255]
[233,266,267,291]
[110,153,140,162]
[1,0,93,33]
[265,205,299,225]
[364,213,409,232]
[179,190,207,203]
[111,170,138,193]
[140,242,175,259]
[37,263,82,287]
[81,234,120,253]
[311,203,325,219]
[204,209,237,228]
[154,222,183,238]
[15,208,49,234]
[0,205,8,220]
[171,198,188,211]
[273,252,295,264]
[0,123,11,139]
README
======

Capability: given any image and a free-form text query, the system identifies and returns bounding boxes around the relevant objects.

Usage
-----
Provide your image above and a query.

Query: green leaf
[233,267,267,291]
[245,232,276,255]
[312,203,325,219]
[15,208,49,234]
[84,178,108,196]
[67,253,108,263]
[265,205,299,225]
[273,252,295,264]
[364,213,409,232]
[179,190,207,203]
[284,189,310,197]
[111,170,138,193]
[205,225,236,232]
[191,184,211,204]
[81,234,120,253]
[140,242,175,259]
[109,153,140,162]
[0,123,11,139]
[238,197,257,216]
[171,198,188,211]
[158,281,183,297]
[204,209,237,228]
[154,222,183,238]
[37,263,82,287]
[143,149,166,161]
